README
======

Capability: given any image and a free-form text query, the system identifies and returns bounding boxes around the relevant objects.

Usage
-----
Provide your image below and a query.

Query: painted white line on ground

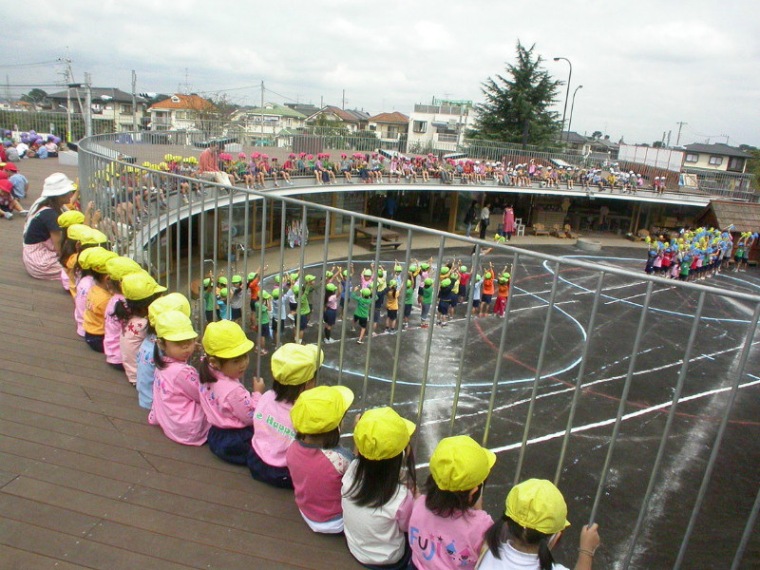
[604,286,676,305]
[573,281,648,296]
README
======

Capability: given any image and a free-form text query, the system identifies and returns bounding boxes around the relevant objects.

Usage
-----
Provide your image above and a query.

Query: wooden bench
[355,225,400,242]
[531,223,550,236]
[370,239,403,250]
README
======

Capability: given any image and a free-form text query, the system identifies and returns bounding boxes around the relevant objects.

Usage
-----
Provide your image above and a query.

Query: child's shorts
[247,448,293,489]
[208,425,253,465]
[259,323,271,339]
[473,299,481,308]
[324,308,337,326]
[356,316,368,328]
[205,310,215,323]
[85,332,105,353]
[298,314,310,330]
[289,301,298,312]
[230,307,242,321]
[404,304,412,318]
[482,294,493,304]
[437,301,449,315]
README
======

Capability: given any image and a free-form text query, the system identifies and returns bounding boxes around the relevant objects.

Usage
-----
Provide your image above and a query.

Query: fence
[78,131,760,568]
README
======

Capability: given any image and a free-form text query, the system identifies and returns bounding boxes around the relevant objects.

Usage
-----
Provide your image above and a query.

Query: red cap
[4,162,18,172]
[0,179,13,193]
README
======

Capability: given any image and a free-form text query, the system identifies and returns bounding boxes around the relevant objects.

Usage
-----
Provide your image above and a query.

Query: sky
[3,0,759,148]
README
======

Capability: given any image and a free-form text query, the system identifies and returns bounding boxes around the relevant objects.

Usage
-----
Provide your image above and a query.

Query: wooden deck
[0,159,358,569]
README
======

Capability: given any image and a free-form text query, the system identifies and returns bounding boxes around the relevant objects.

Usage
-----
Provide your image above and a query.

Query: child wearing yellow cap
[342,407,417,569]
[79,247,117,352]
[56,211,85,295]
[286,385,355,533]
[115,271,167,385]
[408,436,495,570]
[103,257,144,370]
[148,310,210,446]
[478,479,601,570]
[137,293,191,410]
[247,343,323,488]
[198,321,265,465]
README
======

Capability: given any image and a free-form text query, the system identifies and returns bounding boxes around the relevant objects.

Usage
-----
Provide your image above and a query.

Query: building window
[708,156,723,166]
[728,157,744,171]
[685,153,698,163]
[413,120,427,133]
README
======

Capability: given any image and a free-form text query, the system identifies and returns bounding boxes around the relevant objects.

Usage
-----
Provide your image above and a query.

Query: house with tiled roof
[306,105,370,132]
[368,112,409,144]
[147,93,216,131]
[229,103,307,145]
[681,143,751,174]
[48,87,149,132]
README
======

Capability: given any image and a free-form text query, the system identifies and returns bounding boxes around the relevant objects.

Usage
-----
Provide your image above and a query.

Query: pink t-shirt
[326,293,338,310]
[148,358,210,446]
[103,294,124,364]
[286,441,353,523]
[75,275,95,337]
[251,390,295,467]
[199,369,261,429]
[120,316,148,385]
[408,495,494,570]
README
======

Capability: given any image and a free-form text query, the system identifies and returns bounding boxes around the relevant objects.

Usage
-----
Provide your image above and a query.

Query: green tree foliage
[470,42,561,147]
[740,145,760,190]
[20,89,49,110]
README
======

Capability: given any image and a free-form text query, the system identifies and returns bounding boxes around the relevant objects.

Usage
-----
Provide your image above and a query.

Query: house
[406,98,476,153]
[147,93,216,131]
[229,103,307,146]
[305,106,370,133]
[48,87,149,132]
[283,103,320,117]
[692,200,760,262]
[367,112,409,145]
[681,143,751,174]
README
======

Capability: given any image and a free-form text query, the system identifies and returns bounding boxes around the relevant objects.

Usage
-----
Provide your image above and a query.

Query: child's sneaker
[3,211,13,219]
[19,210,29,216]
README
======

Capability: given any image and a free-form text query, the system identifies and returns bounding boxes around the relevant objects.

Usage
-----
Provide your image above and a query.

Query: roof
[48,88,147,104]
[563,131,589,145]
[148,94,215,112]
[283,103,320,116]
[682,143,752,159]
[368,111,409,124]
[308,105,370,124]
[234,103,306,120]
[697,200,760,233]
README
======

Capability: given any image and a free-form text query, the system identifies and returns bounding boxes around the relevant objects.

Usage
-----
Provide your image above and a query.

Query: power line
[0,60,62,69]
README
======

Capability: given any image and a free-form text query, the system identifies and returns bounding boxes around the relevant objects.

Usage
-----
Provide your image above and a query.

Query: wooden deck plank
[0,544,93,570]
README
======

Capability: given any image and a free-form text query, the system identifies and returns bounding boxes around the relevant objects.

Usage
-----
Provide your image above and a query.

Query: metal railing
[78,131,760,569]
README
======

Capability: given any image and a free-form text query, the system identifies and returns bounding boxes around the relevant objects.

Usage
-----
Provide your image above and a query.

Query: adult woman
[502,205,515,241]
[22,172,75,280]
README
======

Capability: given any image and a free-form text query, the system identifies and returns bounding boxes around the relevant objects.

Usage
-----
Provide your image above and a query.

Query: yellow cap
[80,228,109,246]
[290,385,354,434]
[58,210,85,228]
[66,223,94,243]
[202,320,254,359]
[429,436,496,492]
[505,479,570,535]
[154,310,198,342]
[354,407,415,461]
[271,343,324,385]
[77,247,117,273]
[105,257,143,281]
[148,293,191,327]
[120,270,167,301]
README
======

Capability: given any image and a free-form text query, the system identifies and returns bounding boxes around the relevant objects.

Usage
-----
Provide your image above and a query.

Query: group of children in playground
[644,226,757,280]
[52,206,601,569]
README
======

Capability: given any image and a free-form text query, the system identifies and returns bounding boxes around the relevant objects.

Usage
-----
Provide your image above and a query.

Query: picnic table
[355,225,403,249]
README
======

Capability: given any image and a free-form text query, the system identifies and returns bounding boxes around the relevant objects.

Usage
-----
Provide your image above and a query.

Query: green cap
[361,287,371,297]
[203,277,212,287]
[247,272,257,281]
[231,274,243,284]
[441,278,452,288]
[218,276,228,285]
[424,278,433,286]
[272,288,281,299]
[440,266,450,275]
[460,265,467,272]
[326,283,338,292]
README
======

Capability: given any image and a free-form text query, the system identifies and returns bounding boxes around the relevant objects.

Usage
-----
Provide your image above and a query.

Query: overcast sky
[3,0,759,147]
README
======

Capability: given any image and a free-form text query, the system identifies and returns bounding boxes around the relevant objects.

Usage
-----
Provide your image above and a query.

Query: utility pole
[342,89,345,110]
[84,72,92,138]
[131,70,137,131]
[666,130,672,147]
[675,121,687,146]
[260,80,265,142]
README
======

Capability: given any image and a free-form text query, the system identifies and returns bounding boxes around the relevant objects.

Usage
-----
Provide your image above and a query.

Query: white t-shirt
[477,541,570,570]
[341,460,414,565]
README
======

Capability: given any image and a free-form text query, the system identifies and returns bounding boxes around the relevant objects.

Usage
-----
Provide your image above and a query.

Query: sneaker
[18,209,29,216]
[3,211,12,219]
[357,339,364,345]
[420,323,429,329]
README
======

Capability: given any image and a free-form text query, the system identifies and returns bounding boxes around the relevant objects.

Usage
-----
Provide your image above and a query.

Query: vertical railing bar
[674,302,760,568]
[449,242,483,435]
[314,210,331,379]
[174,174,181,293]
[275,199,287,348]
[255,196,267,379]
[164,174,171,288]
[389,227,414,405]
[211,184,220,321]
[198,181,207,330]
[294,205,308,343]
[241,191,250,334]
[623,291,706,567]
[730,485,760,570]
[554,271,606,484]
[513,259,561,483]
[589,280,655,525]
[336,216,357,386]
[186,178,194,309]
[225,191,234,287]
[360,219,385,409]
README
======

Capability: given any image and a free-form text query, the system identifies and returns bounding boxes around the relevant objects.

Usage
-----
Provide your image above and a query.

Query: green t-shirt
[351,292,373,318]
[298,293,311,315]
[256,301,270,325]
[204,289,215,311]
[404,285,415,305]
[422,286,434,304]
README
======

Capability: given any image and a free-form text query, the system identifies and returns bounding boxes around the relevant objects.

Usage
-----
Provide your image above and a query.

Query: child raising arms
[342,407,417,569]
[287,385,355,533]
[198,320,265,465]
[409,436,495,570]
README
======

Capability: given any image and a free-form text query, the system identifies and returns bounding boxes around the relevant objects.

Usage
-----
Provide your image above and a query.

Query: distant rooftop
[682,143,752,159]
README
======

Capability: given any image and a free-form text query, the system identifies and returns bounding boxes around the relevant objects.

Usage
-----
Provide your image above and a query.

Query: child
[254,290,272,354]
[384,279,399,333]
[478,479,601,570]
[479,267,495,318]
[420,277,434,328]
[409,436,495,570]
[229,274,245,324]
[137,293,191,410]
[494,272,510,318]
[270,287,288,344]
[117,271,167,385]
[217,287,230,321]
[202,277,215,323]
[351,286,374,344]
[323,282,340,343]
[342,407,417,569]
[56,210,85,294]
[199,320,265,464]
[248,343,323,488]
[437,277,453,327]
[103,256,144,371]
[287,385,355,533]
[402,278,415,329]
[79,247,118,352]
[148,310,210,446]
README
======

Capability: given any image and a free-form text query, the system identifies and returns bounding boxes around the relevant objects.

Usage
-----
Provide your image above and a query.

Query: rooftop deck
[0,159,358,569]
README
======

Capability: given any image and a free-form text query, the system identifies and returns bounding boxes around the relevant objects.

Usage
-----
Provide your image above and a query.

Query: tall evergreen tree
[471,42,562,147]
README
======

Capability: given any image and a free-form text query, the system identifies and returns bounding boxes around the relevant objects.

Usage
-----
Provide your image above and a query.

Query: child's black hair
[198,355,225,384]
[153,342,168,370]
[296,427,340,449]
[423,474,482,519]
[113,293,161,323]
[273,379,308,404]
[346,446,416,509]
[58,229,77,266]
[484,515,555,570]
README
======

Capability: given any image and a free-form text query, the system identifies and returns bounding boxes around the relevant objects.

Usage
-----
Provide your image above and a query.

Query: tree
[591,130,603,140]
[470,41,561,147]
[21,89,49,111]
